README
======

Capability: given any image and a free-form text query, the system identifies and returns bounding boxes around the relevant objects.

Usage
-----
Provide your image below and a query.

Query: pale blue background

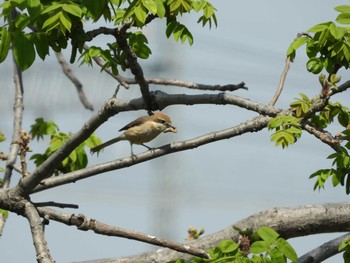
[0,1,349,262]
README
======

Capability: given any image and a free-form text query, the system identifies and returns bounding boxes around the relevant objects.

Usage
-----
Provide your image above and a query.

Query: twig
[330,79,350,95]
[24,201,55,263]
[34,201,79,209]
[37,207,210,259]
[269,56,291,106]
[17,130,31,177]
[55,52,94,111]
[83,44,130,88]
[298,233,350,263]
[125,78,248,91]
[32,115,271,192]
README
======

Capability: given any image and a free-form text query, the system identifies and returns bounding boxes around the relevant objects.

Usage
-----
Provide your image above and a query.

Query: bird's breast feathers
[124,120,166,144]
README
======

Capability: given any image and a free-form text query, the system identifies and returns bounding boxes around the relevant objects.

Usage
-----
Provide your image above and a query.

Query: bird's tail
[90,137,122,153]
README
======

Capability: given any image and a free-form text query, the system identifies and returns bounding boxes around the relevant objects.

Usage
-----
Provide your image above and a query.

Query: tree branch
[298,233,350,263]
[24,201,54,263]
[302,121,340,151]
[37,207,210,259]
[55,52,94,111]
[34,201,79,209]
[125,78,248,92]
[83,44,130,88]
[269,56,291,106]
[115,27,153,114]
[330,79,350,95]
[32,115,271,193]
[2,48,25,189]
[75,203,350,263]
[11,90,280,196]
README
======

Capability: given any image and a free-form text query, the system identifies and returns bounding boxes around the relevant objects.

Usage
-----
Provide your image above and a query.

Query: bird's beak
[164,125,177,133]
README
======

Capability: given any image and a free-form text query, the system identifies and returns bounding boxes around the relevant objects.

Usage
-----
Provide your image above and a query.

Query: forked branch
[37,207,210,259]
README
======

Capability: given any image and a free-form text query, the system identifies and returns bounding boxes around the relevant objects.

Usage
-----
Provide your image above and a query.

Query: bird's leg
[130,142,135,157]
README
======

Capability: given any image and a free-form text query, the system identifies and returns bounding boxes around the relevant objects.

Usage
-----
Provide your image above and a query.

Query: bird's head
[152,112,177,133]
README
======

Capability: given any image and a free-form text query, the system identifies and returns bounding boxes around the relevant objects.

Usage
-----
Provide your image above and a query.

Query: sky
[0,1,350,262]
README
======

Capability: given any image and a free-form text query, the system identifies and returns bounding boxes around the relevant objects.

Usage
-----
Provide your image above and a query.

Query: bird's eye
[157,118,166,124]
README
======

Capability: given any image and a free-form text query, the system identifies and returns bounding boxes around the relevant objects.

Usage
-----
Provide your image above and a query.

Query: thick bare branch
[37,207,210,259]
[33,115,270,192]
[55,52,94,111]
[76,203,350,263]
[24,201,54,263]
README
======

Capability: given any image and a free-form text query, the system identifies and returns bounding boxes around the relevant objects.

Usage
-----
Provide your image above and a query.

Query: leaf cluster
[0,0,217,71]
[29,118,101,176]
[310,140,350,194]
[287,5,350,75]
[169,226,297,263]
[268,115,302,149]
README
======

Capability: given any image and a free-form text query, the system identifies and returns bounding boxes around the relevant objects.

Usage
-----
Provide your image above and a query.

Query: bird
[90,112,177,155]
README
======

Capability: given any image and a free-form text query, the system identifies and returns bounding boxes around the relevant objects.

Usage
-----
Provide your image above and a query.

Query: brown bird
[90,112,177,155]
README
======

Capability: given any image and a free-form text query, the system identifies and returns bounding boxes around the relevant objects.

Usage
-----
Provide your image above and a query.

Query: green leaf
[216,239,239,253]
[334,5,350,13]
[318,28,329,47]
[306,57,323,74]
[0,130,5,142]
[154,0,165,18]
[308,22,331,33]
[166,20,178,38]
[69,149,77,162]
[81,0,108,21]
[258,226,279,243]
[59,11,72,32]
[269,249,285,263]
[338,111,350,128]
[142,0,157,15]
[85,133,103,149]
[12,32,36,71]
[42,11,61,32]
[292,36,309,50]
[27,0,41,18]
[134,5,147,24]
[329,23,345,39]
[203,4,214,19]
[41,3,63,14]
[192,0,206,12]
[32,33,50,60]
[15,13,30,30]
[0,27,11,63]
[30,118,59,140]
[0,209,8,219]
[250,240,270,254]
[276,238,298,262]
[62,4,83,18]
[337,13,350,25]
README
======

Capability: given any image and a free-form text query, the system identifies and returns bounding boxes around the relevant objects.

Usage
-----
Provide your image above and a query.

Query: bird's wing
[118,115,149,131]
